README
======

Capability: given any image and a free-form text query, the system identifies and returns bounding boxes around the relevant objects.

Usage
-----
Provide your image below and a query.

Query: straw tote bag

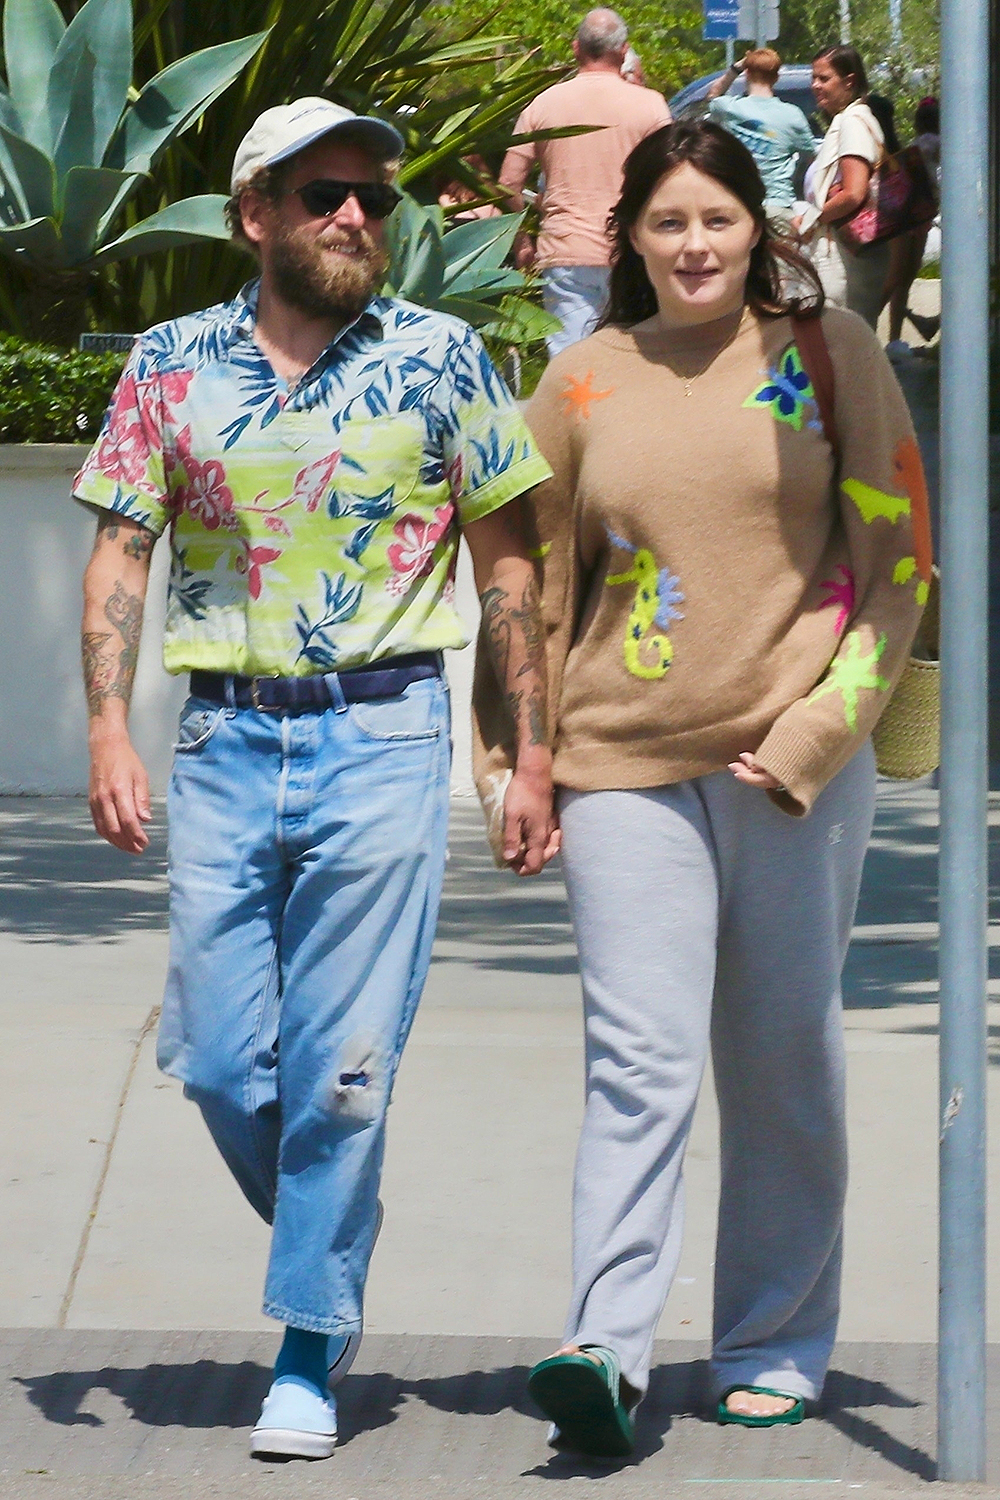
[792,315,940,779]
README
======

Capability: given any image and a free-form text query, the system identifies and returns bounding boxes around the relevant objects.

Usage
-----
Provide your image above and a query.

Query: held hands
[728,751,783,792]
[502,753,561,876]
[88,727,152,853]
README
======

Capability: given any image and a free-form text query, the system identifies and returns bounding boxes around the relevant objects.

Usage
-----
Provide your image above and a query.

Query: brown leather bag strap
[791,313,839,460]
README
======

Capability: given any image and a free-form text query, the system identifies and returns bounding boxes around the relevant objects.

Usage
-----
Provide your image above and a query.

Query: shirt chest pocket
[331,413,426,520]
[270,410,425,515]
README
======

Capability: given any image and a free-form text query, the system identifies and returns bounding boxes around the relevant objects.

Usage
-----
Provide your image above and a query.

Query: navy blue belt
[190,653,441,714]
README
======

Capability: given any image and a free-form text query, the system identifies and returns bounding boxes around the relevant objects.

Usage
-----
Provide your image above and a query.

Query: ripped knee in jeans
[326,1033,386,1125]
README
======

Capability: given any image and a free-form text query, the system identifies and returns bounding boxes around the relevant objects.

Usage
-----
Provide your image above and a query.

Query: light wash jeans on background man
[157,674,452,1335]
[543,265,612,357]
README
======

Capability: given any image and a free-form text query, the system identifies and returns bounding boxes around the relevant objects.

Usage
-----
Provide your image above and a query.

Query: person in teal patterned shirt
[75,97,558,1462]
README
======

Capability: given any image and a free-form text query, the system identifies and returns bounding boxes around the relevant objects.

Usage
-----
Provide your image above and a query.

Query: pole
[755,0,765,45]
[889,0,902,47]
[937,0,991,1476]
[838,0,851,41]
[726,35,735,66]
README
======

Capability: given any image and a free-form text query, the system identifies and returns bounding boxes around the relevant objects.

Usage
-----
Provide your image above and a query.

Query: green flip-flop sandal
[717,1385,805,1427]
[528,1345,635,1458]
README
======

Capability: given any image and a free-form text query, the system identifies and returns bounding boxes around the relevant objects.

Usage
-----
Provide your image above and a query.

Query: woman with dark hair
[866,92,900,154]
[476,118,930,1456]
[889,97,942,352]
[794,44,888,328]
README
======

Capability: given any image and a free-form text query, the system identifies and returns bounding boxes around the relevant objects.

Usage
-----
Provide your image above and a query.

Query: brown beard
[267,219,388,321]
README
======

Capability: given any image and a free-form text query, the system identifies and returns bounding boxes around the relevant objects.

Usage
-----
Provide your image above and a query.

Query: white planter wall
[0,445,480,795]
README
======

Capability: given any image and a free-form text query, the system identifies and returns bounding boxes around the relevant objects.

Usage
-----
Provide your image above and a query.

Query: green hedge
[0,338,125,445]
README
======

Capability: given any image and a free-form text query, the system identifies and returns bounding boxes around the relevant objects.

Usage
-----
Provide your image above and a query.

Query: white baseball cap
[231,98,405,193]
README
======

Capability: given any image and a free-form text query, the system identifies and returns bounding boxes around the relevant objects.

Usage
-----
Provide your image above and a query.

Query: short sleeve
[837,109,880,164]
[792,109,817,152]
[434,326,553,527]
[72,344,170,535]
[499,104,538,189]
[708,97,737,127]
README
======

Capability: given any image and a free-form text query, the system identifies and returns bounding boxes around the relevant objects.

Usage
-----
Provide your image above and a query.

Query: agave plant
[384,193,552,336]
[99,0,570,329]
[383,193,557,386]
[0,0,267,341]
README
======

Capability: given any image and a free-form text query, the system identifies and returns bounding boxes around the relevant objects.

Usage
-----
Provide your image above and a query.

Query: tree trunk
[16,267,97,349]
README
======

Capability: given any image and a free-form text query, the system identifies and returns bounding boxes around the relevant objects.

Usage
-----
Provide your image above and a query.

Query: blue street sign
[703,0,739,39]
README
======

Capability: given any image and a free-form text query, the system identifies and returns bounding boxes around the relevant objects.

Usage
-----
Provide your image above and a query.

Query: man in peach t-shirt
[500,9,670,355]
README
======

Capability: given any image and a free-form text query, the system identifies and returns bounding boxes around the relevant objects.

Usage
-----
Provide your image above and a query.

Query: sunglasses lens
[299,182,349,216]
[354,184,401,218]
[298,181,400,219]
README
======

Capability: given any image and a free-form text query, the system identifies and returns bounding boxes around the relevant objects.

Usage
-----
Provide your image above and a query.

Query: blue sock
[273,1325,329,1394]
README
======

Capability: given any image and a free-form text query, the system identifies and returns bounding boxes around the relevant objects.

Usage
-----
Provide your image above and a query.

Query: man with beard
[74,99,557,1461]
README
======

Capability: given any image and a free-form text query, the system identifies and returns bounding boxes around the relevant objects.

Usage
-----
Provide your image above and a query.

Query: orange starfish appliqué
[893,435,933,583]
[562,371,613,420]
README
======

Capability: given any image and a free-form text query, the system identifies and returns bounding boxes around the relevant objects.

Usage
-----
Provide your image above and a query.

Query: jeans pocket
[173,698,227,753]
[348,679,445,742]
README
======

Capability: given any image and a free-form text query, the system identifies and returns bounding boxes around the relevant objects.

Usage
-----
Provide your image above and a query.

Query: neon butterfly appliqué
[742,344,819,432]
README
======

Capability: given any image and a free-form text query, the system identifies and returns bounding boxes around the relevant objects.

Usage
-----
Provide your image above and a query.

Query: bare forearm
[818,186,866,224]
[819,160,871,225]
[479,560,549,763]
[82,515,153,732]
[706,66,737,99]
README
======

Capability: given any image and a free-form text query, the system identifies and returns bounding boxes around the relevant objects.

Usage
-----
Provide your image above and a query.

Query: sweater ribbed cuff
[753,721,833,818]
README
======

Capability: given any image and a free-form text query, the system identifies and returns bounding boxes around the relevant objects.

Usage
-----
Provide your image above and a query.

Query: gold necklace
[673,313,745,396]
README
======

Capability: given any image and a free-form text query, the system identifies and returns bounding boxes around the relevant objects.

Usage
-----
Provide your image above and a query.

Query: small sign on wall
[78,333,137,354]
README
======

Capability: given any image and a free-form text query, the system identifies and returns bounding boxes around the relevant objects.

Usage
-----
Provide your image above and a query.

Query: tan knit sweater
[474,304,931,817]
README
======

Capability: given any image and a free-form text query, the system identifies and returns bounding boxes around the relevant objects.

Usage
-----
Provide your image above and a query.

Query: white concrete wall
[0,445,480,795]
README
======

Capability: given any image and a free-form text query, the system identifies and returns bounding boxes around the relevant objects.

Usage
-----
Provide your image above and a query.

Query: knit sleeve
[471,356,579,804]
[754,310,932,815]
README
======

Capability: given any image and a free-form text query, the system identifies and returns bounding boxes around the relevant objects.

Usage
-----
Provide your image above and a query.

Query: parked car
[669,64,822,136]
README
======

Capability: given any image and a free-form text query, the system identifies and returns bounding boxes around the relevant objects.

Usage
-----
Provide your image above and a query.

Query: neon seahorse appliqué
[605,527,685,680]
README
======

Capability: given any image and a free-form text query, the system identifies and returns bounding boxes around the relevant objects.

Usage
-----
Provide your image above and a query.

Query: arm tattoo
[96,510,155,560]
[123,530,155,561]
[480,574,548,748]
[82,630,116,718]
[82,582,144,717]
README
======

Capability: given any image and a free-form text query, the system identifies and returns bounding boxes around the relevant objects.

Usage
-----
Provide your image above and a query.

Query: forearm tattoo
[480,574,548,748]
[83,582,143,717]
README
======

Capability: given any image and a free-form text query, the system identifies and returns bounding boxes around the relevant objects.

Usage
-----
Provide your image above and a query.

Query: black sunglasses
[294,179,401,220]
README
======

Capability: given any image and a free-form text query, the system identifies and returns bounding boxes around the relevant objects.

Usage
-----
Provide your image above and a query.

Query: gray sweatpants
[558,744,877,1404]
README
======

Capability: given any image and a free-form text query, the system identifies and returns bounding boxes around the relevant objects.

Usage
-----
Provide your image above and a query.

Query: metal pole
[838,0,851,42]
[937,0,991,1476]
[889,0,903,48]
[726,35,735,67]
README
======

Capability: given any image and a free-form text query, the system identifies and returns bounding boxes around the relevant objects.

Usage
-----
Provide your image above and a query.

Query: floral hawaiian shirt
[73,284,552,677]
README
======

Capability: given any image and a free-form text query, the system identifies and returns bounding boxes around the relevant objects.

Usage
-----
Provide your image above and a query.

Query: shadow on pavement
[13,1355,933,1481]
[0,799,168,942]
[13,1360,269,1429]
[822,1369,933,1481]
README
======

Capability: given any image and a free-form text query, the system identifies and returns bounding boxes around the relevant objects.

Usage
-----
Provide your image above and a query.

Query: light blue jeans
[157,675,452,1334]
[543,265,611,357]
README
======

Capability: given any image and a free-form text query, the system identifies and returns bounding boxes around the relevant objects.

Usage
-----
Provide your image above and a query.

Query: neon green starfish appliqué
[842,477,911,525]
[810,631,890,732]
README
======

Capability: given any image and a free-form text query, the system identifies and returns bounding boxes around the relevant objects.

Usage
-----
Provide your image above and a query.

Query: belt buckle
[249,678,282,713]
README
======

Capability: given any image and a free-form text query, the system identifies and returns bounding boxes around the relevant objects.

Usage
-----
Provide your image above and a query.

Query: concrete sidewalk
[1,787,999,1496]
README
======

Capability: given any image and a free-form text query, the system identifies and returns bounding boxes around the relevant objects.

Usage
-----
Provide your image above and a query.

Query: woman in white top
[793,45,887,329]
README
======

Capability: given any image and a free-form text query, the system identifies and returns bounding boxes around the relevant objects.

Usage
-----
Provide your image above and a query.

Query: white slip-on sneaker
[327,1197,385,1391]
[326,1328,361,1390]
[250,1377,338,1461]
